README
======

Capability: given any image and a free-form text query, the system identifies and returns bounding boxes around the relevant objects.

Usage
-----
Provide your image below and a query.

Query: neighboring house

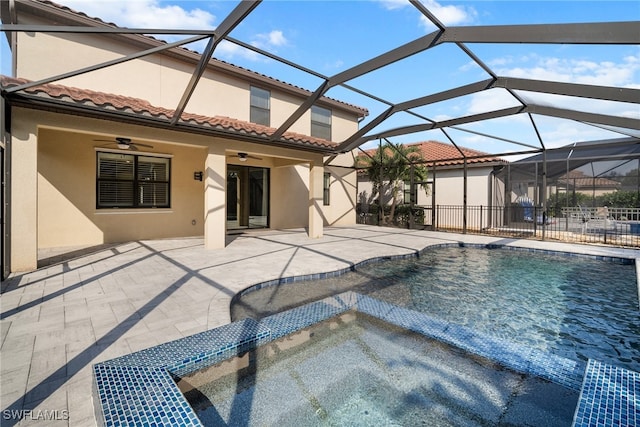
[510,138,640,204]
[0,0,367,273]
[555,170,621,197]
[357,140,507,211]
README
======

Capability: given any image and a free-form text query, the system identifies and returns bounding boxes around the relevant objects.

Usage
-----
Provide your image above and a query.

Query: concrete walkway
[1,225,638,426]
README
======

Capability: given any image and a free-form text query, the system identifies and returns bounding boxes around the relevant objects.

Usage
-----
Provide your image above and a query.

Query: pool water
[178,312,578,426]
[232,247,640,372]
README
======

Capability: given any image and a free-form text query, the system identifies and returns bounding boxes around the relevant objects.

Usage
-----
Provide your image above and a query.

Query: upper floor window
[250,86,270,126]
[311,105,332,140]
[96,152,170,209]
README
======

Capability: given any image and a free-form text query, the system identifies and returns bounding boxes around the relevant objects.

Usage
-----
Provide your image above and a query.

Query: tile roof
[558,170,621,189]
[358,140,506,168]
[25,0,368,117]
[1,76,337,151]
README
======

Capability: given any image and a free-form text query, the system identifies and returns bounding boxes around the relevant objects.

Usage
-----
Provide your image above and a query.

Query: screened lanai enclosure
[385,137,640,247]
[355,136,640,247]
[2,0,639,275]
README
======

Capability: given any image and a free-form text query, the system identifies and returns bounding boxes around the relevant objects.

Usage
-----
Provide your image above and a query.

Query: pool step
[572,359,639,427]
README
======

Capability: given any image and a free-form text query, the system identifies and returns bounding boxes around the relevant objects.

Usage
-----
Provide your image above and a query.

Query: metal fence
[358,204,640,248]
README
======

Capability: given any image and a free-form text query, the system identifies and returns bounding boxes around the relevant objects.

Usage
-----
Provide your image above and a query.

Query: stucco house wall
[2,1,366,273]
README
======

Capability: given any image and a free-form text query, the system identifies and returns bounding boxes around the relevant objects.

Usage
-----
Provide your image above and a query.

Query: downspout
[1,97,12,279]
[9,0,17,76]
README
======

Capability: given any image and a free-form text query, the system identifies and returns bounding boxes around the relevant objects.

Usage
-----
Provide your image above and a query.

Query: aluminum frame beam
[358,106,525,143]
[2,0,638,161]
[525,105,640,130]
[494,78,640,104]
[170,0,261,125]
[270,30,443,141]
[438,22,640,44]
[4,35,210,93]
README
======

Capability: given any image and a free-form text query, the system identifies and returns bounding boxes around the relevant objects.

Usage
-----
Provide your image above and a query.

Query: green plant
[359,143,428,225]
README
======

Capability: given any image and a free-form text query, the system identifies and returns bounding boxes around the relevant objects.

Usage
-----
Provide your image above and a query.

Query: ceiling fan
[94,137,153,151]
[228,152,262,162]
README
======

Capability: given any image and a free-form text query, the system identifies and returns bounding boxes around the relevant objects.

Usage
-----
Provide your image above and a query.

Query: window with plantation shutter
[97,152,170,208]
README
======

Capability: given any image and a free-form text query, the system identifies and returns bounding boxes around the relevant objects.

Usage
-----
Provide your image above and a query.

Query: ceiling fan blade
[247,155,262,160]
[133,142,154,148]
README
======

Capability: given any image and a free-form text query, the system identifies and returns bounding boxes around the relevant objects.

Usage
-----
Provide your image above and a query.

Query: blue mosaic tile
[354,293,586,392]
[259,294,355,340]
[93,364,202,427]
[572,359,639,427]
[102,318,270,372]
[528,349,586,391]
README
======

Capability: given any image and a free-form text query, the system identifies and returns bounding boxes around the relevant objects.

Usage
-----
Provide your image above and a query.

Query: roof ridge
[1,75,337,150]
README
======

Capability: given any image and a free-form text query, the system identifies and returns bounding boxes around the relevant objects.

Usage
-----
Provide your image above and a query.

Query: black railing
[360,204,640,248]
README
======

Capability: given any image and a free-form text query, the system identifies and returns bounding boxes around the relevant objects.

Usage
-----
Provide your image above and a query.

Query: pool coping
[93,244,639,427]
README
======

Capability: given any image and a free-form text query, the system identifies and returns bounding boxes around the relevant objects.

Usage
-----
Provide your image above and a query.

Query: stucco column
[204,145,226,249]
[308,160,324,238]
[11,115,38,271]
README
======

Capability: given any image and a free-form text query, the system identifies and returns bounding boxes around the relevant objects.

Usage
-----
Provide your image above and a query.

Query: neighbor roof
[0,76,338,151]
[357,140,506,169]
[557,170,621,190]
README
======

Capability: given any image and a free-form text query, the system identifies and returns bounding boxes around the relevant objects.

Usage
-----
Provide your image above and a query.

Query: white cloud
[418,0,477,28]
[60,0,216,30]
[491,53,640,88]
[379,0,475,28]
[378,0,410,11]
[466,88,521,115]
[252,30,288,50]
[57,1,289,61]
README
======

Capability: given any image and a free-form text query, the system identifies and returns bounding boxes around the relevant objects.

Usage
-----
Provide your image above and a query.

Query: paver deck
[1,225,638,426]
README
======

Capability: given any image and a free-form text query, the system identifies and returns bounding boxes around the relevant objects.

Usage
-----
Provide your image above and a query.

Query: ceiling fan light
[238,153,248,162]
[117,143,130,149]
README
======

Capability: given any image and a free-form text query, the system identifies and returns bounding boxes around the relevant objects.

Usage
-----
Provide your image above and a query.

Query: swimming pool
[179,311,578,426]
[232,245,640,372]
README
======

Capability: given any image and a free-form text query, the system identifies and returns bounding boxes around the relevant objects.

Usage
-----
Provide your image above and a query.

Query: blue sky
[1,0,639,156]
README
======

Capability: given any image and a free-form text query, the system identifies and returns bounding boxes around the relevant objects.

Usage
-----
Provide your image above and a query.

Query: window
[403,180,417,204]
[250,86,270,126]
[97,152,170,208]
[323,172,331,206]
[311,105,332,140]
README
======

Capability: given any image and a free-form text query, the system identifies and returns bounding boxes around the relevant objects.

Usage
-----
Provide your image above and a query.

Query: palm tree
[361,142,428,225]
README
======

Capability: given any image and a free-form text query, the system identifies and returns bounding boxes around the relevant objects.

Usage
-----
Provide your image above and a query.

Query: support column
[309,160,324,238]
[10,115,38,272]
[204,145,226,249]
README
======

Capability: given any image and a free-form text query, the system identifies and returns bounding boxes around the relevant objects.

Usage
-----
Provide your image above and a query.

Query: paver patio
[1,225,638,426]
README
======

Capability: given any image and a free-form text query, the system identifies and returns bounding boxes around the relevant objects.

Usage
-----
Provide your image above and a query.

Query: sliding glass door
[227,166,269,230]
